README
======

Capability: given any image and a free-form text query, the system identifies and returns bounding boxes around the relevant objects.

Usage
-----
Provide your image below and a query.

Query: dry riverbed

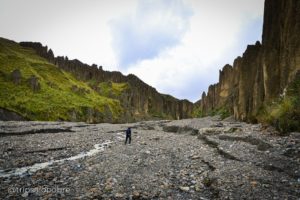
[0,117,299,199]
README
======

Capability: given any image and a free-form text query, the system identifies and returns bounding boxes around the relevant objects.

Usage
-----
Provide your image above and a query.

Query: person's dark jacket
[126,128,131,136]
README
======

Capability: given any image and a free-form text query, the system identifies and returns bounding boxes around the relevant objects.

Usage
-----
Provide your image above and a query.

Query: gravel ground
[0,117,299,199]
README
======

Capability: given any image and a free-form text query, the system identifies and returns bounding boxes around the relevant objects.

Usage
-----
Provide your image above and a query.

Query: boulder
[0,108,26,121]
[28,75,41,92]
[11,69,21,84]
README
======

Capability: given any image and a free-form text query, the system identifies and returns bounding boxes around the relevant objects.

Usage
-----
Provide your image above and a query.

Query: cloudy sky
[0,0,265,102]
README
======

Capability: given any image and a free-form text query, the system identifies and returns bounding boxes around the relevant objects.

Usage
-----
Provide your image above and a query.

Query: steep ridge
[196,0,300,130]
[0,38,124,123]
[0,38,193,122]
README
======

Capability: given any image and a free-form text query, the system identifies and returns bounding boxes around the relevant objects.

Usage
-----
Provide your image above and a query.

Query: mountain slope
[0,38,193,122]
[0,38,125,122]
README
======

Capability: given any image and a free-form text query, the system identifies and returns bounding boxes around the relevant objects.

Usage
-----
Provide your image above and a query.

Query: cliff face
[197,0,300,122]
[262,0,300,101]
[19,42,193,121]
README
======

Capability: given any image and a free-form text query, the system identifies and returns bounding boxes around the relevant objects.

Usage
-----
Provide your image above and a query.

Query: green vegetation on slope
[208,107,230,120]
[194,106,230,120]
[89,80,130,98]
[257,72,300,134]
[0,38,126,122]
[192,105,204,118]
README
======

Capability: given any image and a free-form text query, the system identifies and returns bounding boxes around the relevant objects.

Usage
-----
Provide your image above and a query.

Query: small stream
[0,140,113,178]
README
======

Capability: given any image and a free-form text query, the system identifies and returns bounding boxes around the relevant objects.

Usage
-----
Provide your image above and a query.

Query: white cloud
[0,0,265,102]
[110,0,193,68]
[0,0,138,70]
[126,0,265,101]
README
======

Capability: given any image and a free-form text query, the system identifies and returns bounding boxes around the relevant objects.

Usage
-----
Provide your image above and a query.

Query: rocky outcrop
[262,0,300,101]
[20,42,193,121]
[19,42,55,64]
[0,108,27,121]
[28,75,41,92]
[11,69,21,85]
[197,0,300,122]
[71,85,89,95]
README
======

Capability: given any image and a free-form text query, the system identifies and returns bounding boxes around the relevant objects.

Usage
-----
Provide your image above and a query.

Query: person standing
[125,127,131,145]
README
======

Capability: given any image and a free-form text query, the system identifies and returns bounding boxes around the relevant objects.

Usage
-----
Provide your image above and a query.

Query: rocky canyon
[196,0,300,132]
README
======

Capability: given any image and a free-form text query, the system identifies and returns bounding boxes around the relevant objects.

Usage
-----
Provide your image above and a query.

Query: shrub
[258,72,300,134]
[192,106,204,118]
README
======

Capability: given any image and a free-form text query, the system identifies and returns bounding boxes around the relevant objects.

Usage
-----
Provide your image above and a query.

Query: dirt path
[0,117,299,199]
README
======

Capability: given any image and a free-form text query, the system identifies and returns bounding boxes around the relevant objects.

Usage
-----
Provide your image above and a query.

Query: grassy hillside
[0,38,127,122]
